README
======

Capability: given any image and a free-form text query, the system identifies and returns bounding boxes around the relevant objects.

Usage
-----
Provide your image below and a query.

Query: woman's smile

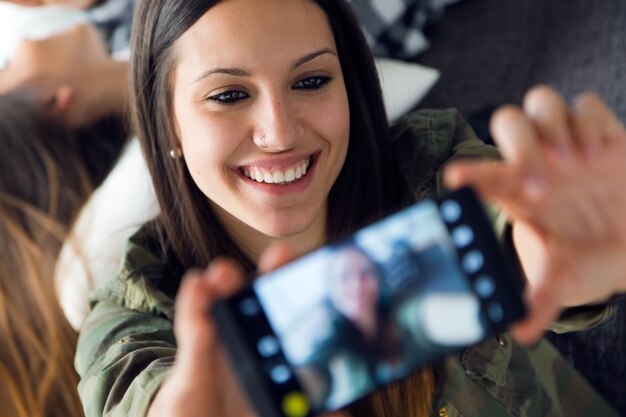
[241,156,311,185]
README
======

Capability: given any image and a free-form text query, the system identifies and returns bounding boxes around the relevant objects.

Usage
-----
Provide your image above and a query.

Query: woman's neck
[212,204,328,265]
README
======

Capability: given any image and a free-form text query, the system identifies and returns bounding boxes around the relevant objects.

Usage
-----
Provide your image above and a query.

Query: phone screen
[214,188,525,417]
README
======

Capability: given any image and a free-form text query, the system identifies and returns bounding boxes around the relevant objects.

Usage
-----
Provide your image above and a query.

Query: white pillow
[375,57,439,122]
[0,3,88,70]
[55,139,158,330]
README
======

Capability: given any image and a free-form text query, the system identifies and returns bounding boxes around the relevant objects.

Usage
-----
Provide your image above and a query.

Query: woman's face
[0,24,124,127]
[171,0,350,242]
[329,248,379,320]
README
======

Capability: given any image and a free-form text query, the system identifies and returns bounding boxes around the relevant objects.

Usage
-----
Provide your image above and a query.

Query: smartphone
[213,187,526,417]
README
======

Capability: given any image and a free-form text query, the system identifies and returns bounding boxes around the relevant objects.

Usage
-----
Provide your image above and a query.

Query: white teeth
[273,171,284,183]
[243,158,311,184]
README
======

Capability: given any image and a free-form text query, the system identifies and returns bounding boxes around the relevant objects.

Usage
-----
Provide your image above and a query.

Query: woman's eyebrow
[192,47,337,85]
[292,47,337,68]
[193,67,249,85]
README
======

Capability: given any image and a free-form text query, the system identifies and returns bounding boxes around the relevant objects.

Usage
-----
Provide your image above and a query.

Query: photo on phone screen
[213,188,525,417]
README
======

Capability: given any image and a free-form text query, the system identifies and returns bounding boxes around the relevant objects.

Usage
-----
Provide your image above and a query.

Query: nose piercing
[257,135,268,148]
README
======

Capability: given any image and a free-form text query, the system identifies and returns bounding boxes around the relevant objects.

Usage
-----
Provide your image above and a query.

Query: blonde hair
[348,368,435,417]
[0,199,83,417]
[0,89,95,417]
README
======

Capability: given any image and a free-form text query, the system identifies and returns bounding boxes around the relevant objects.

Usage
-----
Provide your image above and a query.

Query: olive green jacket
[75,109,618,417]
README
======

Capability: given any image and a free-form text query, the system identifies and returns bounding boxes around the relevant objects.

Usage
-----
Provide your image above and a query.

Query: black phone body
[213,187,525,417]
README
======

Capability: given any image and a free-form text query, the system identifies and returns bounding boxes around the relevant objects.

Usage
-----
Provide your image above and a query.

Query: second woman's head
[131,0,394,267]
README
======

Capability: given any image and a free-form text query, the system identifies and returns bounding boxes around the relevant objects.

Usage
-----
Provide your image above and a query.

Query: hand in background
[444,85,626,344]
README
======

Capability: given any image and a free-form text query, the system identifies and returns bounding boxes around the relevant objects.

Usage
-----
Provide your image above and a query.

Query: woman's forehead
[173,0,336,69]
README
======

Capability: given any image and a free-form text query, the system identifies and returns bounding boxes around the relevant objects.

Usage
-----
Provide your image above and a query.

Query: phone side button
[270,364,292,384]
[257,335,280,357]
[487,301,504,323]
[451,225,474,248]
[474,275,495,298]
[440,200,462,223]
[281,392,310,417]
[462,250,484,274]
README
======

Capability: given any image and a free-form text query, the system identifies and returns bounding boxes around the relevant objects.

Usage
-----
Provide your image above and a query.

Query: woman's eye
[293,76,331,91]
[206,90,249,105]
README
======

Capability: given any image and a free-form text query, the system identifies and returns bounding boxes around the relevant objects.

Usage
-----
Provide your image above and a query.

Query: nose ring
[257,135,268,148]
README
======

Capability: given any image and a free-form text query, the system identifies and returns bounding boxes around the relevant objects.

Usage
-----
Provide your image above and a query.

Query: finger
[174,269,217,365]
[444,160,540,225]
[205,257,247,296]
[572,92,608,155]
[490,106,548,199]
[444,160,518,197]
[511,283,562,345]
[523,85,574,154]
[258,241,299,274]
[573,92,626,155]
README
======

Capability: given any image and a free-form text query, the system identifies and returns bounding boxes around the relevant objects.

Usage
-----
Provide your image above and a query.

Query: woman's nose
[254,94,300,151]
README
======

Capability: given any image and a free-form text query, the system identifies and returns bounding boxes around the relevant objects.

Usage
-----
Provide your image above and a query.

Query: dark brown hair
[130,0,433,415]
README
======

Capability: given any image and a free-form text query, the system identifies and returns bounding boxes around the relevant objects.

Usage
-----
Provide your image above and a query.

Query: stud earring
[169,147,182,159]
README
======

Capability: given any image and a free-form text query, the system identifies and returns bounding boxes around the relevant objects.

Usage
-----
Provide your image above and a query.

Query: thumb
[257,241,299,274]
[174,258,245,369]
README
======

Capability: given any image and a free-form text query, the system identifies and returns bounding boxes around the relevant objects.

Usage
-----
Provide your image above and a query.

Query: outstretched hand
[444,85,626,344]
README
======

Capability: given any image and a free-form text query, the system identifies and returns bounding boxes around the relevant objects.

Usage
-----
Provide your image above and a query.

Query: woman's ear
[49,85,74,112]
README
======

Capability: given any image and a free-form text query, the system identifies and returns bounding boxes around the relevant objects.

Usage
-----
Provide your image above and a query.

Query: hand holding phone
[146,259,253,417]
[213,187,526,417]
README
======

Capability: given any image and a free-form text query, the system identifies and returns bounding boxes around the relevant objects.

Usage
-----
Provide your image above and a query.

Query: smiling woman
[172,0,350,254]
[75,0,626,417]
